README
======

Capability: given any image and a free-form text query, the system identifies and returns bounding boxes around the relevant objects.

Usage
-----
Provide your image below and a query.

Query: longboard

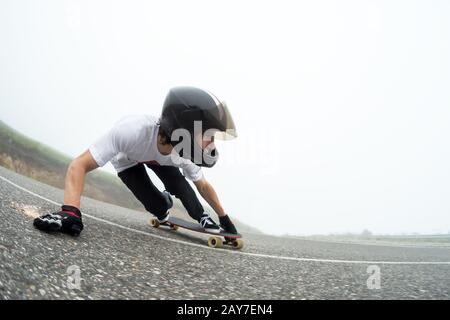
[149,216,244,249]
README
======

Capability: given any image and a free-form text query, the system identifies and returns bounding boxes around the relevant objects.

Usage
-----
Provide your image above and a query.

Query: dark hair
[157,127,171,145]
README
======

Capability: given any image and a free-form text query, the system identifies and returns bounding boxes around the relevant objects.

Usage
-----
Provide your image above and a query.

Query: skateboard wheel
[149,218,160,228]
[232,239,244,249]
[170,224,179,231]
[208,236,223,248]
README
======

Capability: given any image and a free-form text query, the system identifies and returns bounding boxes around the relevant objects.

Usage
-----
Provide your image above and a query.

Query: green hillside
[0,119,143,209]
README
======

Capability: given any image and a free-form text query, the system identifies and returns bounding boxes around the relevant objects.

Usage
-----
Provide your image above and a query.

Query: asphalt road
[0,165,449,299]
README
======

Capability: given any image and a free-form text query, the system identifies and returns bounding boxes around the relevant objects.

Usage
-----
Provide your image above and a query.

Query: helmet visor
[213,101,237,140]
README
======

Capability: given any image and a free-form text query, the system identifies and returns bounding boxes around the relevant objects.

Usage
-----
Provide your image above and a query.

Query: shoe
[199,214,221,234]
[155,191,172,223]
[157,211,170,224]
[33,205,84,236]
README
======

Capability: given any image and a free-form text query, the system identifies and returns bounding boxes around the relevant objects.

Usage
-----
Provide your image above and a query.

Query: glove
[219,215,238,234]
[33,205,84,236]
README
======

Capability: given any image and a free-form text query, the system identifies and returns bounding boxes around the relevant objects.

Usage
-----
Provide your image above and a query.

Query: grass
[298,233,450,247]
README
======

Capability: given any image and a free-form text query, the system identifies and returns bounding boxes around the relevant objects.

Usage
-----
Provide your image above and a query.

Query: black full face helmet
[159,86,237,167]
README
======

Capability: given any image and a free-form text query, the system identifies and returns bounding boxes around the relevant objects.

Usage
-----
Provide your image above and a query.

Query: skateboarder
[33,87,239,236]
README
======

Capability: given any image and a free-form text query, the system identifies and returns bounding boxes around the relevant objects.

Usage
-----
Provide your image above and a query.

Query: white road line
[1,174,450,265]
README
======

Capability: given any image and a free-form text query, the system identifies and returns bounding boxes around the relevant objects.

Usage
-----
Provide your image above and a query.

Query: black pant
[118,163,204,221]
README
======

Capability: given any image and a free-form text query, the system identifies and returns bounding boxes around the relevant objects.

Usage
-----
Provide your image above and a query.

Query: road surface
[0,166,449,299]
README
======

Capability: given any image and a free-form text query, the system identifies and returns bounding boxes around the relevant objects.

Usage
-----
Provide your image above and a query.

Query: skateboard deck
[149,216,244,249]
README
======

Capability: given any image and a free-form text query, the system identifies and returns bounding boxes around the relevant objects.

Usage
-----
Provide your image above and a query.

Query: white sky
[1,0,449,235]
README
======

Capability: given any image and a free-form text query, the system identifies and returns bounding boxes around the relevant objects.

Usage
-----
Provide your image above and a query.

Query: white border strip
[1,174,450,265]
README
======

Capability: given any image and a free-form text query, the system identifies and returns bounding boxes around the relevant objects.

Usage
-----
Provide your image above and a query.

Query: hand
[219,215,238,234]
[33,205,84,236]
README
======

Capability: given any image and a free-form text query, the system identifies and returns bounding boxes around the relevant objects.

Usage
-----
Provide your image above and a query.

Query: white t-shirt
[89,115,204,182]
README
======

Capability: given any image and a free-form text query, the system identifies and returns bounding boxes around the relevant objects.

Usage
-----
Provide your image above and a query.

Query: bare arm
[63,150,99,208]
[193,178,226,217]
